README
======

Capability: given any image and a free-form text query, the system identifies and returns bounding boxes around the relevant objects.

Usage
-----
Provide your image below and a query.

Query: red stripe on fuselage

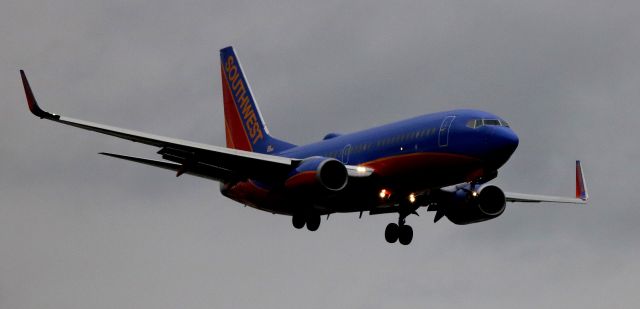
[221,67,253,151]
[284,171,317,189]
[223,151,486,215]
[222,181,268,200]
[362,152,482,177]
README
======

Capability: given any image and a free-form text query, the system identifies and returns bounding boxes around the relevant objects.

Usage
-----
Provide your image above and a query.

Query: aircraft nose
[495,128,519,153]
[485,128,519,167]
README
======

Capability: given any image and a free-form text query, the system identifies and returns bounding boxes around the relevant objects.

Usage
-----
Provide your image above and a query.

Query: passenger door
[341,144,352,164]
[438,116,455,147]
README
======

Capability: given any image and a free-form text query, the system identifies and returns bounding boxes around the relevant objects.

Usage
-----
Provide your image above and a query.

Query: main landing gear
[292,213,321,231]
[385,216,414,245]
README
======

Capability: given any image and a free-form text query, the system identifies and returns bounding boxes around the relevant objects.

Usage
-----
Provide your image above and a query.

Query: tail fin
[220,46,295,154]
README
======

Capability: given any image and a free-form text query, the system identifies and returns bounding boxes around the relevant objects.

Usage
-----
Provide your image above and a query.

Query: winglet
[576,160,589,201]
[20,70,60,120]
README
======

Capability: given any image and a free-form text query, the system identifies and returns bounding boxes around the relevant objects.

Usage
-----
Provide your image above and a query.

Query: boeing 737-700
[20,46,588,245]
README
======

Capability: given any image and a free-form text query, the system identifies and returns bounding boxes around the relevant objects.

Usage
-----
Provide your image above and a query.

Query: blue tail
[220,46,296,154]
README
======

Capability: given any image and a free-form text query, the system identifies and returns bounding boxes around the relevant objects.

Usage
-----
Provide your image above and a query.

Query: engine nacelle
[285,157,348,192]
[445,185,506,225]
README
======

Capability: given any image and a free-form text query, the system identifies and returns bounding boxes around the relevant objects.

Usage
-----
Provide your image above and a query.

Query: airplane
[20,46,588,245]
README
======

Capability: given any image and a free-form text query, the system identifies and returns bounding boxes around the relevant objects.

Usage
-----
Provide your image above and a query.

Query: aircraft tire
[398,225,413,245]
[292,214,306,229]
[385,223,399,243]
[306,214,321,231]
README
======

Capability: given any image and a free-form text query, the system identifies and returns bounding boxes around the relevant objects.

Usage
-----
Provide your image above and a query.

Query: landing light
[472,191,478,197]
[356,166,367,174]
[409,193,416,203]
[379,189,391,199]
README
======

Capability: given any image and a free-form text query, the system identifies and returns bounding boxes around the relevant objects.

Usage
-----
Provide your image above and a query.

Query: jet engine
[285,157,348,192]
[444,185,506,225]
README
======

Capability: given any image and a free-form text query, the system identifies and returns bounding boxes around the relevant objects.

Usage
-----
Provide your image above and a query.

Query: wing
[504,161,588,204]
[20,70,300,183]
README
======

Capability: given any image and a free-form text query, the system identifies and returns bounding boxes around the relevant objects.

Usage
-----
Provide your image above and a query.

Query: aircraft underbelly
[220,151,485,215]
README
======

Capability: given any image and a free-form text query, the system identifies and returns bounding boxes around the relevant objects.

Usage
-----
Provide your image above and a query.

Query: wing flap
[99,152,238,182]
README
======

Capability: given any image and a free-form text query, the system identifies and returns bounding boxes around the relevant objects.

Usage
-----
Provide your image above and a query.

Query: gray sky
[2,1,639,308]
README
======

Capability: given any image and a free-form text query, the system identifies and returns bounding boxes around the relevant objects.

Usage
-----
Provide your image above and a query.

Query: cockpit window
[466,118,510,129]
[483,119,501,126]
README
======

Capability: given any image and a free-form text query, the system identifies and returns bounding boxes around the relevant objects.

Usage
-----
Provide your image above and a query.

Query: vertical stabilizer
[220,46,295,154]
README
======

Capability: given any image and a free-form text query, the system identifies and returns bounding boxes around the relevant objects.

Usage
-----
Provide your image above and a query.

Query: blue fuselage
[223,109,519,214]
[279,109,518,168]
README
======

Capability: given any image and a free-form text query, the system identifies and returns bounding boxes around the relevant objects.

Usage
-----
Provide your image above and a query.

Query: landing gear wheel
[398,225,413,245]
[292,214,306,229]
[385,223,399,243]
[306,214,321,231]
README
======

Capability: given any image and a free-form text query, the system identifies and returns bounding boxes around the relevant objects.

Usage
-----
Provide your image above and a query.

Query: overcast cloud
[1,1,640,308]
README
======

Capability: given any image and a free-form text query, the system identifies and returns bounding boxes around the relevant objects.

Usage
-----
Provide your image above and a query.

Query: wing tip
[20,70,60,120]
[576,160,589,202]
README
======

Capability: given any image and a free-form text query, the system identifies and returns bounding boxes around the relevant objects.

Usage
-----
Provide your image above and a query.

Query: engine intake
[316,159,348,191]
[285,157,348,192]
[445,185,506,225]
